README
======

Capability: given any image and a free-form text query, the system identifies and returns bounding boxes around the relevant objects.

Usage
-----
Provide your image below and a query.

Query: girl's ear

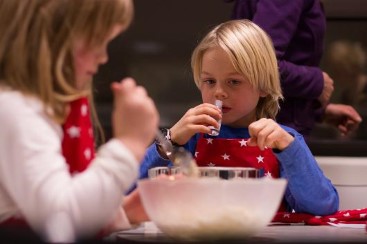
[259,90,267,97]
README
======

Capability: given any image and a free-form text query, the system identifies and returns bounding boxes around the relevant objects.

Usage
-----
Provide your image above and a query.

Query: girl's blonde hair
[191,19,283,119]
[0,0,133,124]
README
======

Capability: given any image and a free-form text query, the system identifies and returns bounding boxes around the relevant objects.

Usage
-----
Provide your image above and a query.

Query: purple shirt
[231,0,326,136]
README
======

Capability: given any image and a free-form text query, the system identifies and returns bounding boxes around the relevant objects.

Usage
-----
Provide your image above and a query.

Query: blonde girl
[0,0,158,241]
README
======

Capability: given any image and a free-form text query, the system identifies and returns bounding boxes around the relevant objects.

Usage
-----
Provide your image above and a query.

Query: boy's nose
[214,85,227,99]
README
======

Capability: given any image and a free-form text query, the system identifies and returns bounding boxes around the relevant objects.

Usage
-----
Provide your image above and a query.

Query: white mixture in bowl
[156,206,266,241]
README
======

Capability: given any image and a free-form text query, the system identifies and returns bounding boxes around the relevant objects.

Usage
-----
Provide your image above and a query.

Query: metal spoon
[155,130,199,177]
[155,130,174,159]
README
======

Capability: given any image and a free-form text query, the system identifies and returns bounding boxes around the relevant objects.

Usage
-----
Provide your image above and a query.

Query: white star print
[328,218,337,222]
[222,153,230,160]
[208,162,215,167]
[360,213,366,218]
[264,171,272,178]
[81,104,88,116]
[206,138,213,144]
[343,212,350,217]
[283,213,290,218]
[67,126,80,138]
[195,152,199,158]
[239,139,247,147]
[256,155,264,163]
[84,148,91,160]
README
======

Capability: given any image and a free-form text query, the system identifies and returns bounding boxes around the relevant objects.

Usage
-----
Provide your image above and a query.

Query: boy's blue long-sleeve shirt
[138,125,339,216]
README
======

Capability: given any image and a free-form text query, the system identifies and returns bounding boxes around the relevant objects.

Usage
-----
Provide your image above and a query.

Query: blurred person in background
[229,0,362,139]
[324,40,367,109]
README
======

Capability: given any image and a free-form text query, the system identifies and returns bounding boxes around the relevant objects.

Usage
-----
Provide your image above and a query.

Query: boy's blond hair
[0,0,133,124]
[191,19,283,119]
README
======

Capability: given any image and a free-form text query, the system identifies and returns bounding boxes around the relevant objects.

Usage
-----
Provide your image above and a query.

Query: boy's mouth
[222,106,230,113]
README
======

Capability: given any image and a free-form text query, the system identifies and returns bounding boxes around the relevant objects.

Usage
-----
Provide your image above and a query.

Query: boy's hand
[247,118,294,151]
[170,103,221,145]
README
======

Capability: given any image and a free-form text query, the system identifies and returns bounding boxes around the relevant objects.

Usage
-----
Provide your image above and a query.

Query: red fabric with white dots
[61,97,95,173]
[273,209,367,225]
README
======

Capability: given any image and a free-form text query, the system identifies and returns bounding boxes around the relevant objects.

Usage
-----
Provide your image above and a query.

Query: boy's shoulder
[279,124,303,138]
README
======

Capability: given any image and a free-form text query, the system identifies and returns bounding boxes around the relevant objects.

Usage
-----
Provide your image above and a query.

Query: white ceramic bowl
[138,177,287,241]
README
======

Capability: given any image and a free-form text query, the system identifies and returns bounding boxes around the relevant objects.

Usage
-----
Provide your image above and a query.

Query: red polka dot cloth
[62,97,95,173]
[273,209,367,226]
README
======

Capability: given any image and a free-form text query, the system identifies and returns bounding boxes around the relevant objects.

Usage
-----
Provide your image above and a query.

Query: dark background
[94,0,367,156]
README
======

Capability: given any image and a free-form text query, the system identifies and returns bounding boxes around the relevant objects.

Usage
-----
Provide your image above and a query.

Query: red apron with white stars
[61,97,95,174]
[0,97,96,232]
[195,135,279,178]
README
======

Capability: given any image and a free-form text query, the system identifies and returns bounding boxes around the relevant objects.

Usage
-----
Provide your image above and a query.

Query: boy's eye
[202,79,215,85]
[229,79,241,85]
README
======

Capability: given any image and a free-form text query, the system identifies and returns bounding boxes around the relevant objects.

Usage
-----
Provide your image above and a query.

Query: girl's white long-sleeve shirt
[0,89,136,241]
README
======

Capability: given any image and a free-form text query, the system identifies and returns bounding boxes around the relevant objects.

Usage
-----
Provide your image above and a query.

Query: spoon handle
[155,129,199,177]
[155,129,174,159]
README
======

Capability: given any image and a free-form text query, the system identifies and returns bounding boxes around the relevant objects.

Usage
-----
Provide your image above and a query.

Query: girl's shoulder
[0,89,44,117]
[0,89,63,152]
[0,90,59,132]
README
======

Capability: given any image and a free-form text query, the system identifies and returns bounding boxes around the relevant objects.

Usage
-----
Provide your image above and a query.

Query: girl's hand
[123,189,149,225]
[170,103,221,145]
[111,77,159,161]
[247,118,294,151]
[100,188,149,236]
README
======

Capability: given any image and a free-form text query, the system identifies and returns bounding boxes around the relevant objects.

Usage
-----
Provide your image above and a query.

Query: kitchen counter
[107,221,367,243]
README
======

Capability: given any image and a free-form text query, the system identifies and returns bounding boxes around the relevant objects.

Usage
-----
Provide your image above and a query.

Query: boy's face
[72,25,124,89]
[198,47,265,127]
